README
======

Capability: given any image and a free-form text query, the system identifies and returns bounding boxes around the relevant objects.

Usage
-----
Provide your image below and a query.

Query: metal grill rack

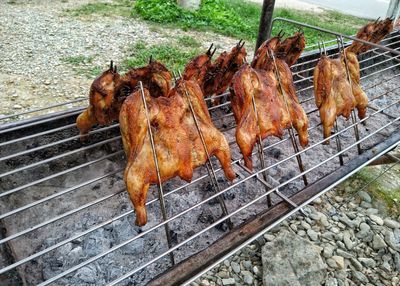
[0,19,399,286]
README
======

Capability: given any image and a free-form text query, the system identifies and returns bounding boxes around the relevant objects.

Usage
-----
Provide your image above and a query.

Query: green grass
[351,166,400,215]
[122,41,202,72]
[177,35,202,48]
[61,55,103,78]
[133,0,368,46]
[66,0,132,18]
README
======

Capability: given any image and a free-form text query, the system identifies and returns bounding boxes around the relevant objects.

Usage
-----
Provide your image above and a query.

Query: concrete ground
[250,0,391,19]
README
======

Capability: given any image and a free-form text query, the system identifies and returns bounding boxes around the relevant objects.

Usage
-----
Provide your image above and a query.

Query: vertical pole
[255,0,276,52]
[338,36,362,155]
[177,72,233,230]
[138,82,175,265]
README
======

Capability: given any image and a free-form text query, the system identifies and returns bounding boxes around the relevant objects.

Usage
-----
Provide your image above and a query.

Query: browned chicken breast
[120,80,235,226]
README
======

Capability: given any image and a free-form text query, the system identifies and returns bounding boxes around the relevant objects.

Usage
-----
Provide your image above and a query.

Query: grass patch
[133,0,368,46]
[177,35,201,48]
[122,41,202,72]
[351,166,400,214]
[62,55,95,65]
[66,0,132,18]
[61,55,103,78]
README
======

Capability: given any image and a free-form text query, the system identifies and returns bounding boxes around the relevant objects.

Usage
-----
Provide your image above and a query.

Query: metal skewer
[269,49,308,186]
[138,81,175,265]
[176,71,233,230]
[337,35,363,155]
[318,40,345,166]
[247,75,273,207]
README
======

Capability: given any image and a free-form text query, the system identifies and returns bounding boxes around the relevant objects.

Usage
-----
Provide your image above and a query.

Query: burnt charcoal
[169,230,178,244]
[198,211,215,224]
[202,182,214,193]
[92,184,100,190]
[215,221,229,232]
[267,147,283,159]
[224,191,235,200]
[279,170,296,183]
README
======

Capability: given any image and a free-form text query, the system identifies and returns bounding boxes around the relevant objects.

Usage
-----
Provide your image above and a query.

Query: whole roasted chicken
[203,40,247,99]
[313,18,393,142]
[120,80,236,226]
[76,60,172,139]
[230,33,308,169]
[183,41,247,100]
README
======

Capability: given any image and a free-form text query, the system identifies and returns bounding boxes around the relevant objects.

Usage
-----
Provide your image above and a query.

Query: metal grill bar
[138,81,176,265]
[0,136,121,178]
[1,20,399,286]
[0,98,86,121]
[0,150,124,198]
[1,87,399,275]
[109,113,400,286]
[26,97,400,285]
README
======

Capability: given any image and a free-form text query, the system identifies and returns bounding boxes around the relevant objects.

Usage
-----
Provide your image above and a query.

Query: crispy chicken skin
[76,62,120,140]
[230,33,308,169]
[231,62,309,170]
[252,32,306,69]
[313,18,393,142]
[76,60,172,140]
[120,80,235,226]
[183,44,215,85]
[203,41,247,98]
[313,55,356,142]
[275,32,306,67]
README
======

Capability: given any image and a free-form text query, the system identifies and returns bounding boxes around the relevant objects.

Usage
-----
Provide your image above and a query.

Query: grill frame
[0,19,400,286]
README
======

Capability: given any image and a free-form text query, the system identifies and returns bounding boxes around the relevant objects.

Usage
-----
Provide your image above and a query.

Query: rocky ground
[192,174,400,286]
[0,0,238,119]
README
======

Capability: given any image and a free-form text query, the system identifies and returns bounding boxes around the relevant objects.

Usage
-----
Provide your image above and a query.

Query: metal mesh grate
[0,19,399,286]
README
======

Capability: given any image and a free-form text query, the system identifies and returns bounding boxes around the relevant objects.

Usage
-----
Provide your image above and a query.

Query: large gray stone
[384,230,400,251]
[261,230,327,286]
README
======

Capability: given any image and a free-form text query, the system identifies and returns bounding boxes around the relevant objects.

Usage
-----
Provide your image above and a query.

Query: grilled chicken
[76,60,172,140]
[183,44,215,84]
[120,80,235,226]
[203,41,247,98]
[231,61,308,170]
[313,18,393,142]
[313,56,356,141]
[230,33,308,169]
[252,31,305,69]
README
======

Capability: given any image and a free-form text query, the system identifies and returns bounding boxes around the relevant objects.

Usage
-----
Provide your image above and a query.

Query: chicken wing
[120,80,235,226]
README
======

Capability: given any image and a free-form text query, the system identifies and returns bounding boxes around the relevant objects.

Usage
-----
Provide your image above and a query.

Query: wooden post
[255,0,276,53]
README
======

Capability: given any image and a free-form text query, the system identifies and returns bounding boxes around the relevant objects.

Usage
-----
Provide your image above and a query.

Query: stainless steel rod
[0,169,123,220]
[0,98,86,121]
[138,81,175,265]
[4,98,399,277]
[0,136,121,178]
[0,150,124,198]
[0,109,83,135]
[107,114,400,286]
[0,123,119,161]
[0,189,124,245]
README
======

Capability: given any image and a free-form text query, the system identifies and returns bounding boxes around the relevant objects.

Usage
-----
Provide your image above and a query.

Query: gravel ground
[0,0,239,118]
[192,175,400,286]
